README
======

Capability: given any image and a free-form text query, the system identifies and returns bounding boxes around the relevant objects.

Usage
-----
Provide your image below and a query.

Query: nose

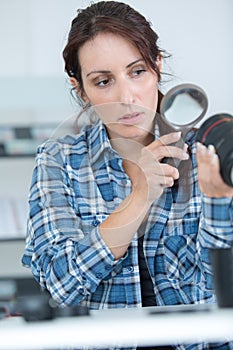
[116,78,136,106]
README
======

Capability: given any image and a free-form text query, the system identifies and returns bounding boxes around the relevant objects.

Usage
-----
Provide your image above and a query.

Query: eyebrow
[86,58,144,78]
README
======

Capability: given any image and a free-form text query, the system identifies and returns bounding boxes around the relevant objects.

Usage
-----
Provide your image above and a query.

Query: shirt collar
[85,119,119,169]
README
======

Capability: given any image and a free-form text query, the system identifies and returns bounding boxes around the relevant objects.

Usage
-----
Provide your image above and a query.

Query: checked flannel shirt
[22,118,233,350]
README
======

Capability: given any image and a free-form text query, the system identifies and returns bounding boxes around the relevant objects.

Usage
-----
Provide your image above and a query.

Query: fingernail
[182,151,189,159]
[208,144,215,154]
[196,142,206,154]
[173,131,181,139]
[196,142,202,149]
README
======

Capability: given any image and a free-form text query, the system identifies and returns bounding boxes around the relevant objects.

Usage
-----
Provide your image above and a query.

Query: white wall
[126,0,233,117]
[1,0,232,119]
[1,0,233,120]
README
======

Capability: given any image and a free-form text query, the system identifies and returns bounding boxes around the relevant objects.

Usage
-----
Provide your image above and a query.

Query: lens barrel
[196,113,233,187]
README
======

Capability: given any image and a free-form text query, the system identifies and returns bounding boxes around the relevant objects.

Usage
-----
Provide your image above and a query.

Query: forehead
[78,32,141,73]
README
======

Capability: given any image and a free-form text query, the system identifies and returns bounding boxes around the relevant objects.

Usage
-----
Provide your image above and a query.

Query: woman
[22,1,233,349]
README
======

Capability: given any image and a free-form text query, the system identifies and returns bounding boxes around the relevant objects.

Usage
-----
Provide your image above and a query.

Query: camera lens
[196,113,233,187]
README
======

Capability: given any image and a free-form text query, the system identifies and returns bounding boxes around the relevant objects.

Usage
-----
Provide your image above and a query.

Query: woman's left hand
[196,142,233,198]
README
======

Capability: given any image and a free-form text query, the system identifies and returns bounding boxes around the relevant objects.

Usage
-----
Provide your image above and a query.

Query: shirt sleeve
[22,141,123,307]
[199,194,233,248]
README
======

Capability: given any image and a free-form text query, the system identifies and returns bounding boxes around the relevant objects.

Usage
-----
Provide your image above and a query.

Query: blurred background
[0,0,232,276]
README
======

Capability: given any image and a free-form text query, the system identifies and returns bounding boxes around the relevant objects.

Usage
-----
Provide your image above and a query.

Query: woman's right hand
[132,132,189,203]
[100,132,189,258]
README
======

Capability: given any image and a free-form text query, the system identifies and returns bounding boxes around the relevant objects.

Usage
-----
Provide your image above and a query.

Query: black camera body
[196,113,233,187]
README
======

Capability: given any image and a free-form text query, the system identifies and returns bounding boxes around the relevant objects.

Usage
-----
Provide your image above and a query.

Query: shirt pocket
[161,218,205,285]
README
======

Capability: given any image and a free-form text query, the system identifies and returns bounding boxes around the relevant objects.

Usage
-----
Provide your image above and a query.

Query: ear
[70,77,78,89]
[69,77,89,104]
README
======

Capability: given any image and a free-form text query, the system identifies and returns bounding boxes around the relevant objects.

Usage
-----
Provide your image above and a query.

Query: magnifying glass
[160,83,208,131]
[160,83,208,166]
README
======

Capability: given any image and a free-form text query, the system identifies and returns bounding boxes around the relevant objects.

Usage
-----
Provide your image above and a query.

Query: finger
[147,163,179,181]
[158,175,175,188]
[149,132,182,149]
[160,163,180,180]
[160,146,189,162]
[147,132,188,161]
[146,144,189,162]
[183,143,189,152]
[196,142,220,170]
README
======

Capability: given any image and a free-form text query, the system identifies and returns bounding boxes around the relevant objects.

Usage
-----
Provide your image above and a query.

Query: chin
[109,124,151,143]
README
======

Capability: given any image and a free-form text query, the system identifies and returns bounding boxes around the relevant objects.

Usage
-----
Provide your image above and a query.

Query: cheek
[82,87,111,106]
[141,78,159,110]
[145,75,158,93]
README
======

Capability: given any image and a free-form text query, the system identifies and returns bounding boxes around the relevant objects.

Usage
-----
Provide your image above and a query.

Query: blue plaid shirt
[22,119,233,350]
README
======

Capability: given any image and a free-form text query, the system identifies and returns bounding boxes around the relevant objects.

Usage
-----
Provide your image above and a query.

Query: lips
[119,112,143,125]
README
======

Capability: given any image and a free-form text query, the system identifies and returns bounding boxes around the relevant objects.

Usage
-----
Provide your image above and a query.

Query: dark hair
[63,1,164,99]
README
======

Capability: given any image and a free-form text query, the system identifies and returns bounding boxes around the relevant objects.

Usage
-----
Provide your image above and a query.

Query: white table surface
[0,304,233,349]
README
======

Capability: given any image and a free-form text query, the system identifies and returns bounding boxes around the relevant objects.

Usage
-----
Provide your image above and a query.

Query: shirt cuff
[75,226,126,286]
[202,195,233,227]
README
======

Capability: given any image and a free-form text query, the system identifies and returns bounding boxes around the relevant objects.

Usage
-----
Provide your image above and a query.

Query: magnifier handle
[161,137,185,168]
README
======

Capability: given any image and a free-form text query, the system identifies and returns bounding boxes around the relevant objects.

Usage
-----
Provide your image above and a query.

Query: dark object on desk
[210,247,233,308]
[0,277,40,301]
[17,291,53,321]
[17,292,90,322]
[148,303,213,315]
[0,276,89,321]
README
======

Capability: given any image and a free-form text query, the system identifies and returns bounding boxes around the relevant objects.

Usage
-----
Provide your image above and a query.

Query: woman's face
[75,33,161,143]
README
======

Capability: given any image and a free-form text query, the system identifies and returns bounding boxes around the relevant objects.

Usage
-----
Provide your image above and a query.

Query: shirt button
[78,287,85,295]
[92,219,100,227]
[95,272,103,279]
[126,266,134,273]
[122,179,128,185]
[105,264,112,270]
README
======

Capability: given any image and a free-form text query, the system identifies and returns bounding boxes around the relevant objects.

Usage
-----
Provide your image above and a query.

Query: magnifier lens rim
[160,83,208,129]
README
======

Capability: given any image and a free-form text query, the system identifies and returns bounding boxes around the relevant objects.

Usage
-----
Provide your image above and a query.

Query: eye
[95,79,109,87]
[131,65,147,78]
[94,75,113,87]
